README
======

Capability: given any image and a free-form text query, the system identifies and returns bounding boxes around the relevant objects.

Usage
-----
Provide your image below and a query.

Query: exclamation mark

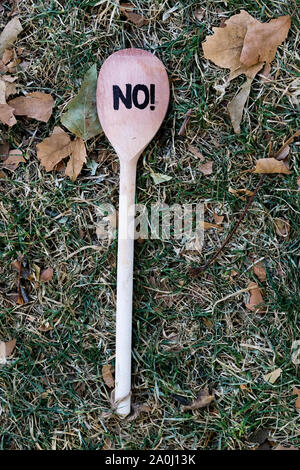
[150,84,155,110]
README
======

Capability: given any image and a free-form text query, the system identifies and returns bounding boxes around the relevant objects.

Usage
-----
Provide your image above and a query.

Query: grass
[0,0,299,450]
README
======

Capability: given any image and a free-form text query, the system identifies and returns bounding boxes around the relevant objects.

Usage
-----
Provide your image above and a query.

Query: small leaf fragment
[245,281,264,312]
[40,267,53,282]
[102,364,114,388]
[274,218,290,239]
[181,388,214,411]
[199,160,213,175]
[264,367,282,384]
[0,338,16,364]
[150,172,172,184]
[293,388,300,410]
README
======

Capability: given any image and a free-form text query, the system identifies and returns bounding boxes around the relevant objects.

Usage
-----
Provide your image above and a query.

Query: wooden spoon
[97,48,169,416]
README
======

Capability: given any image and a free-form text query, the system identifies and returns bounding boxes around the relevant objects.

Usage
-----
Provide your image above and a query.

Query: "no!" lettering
[113,84,156,111]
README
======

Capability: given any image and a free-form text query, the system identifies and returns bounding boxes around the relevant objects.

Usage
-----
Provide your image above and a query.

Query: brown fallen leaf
[245,281,264,312]
[102,438,113,450]
[8,92,54,123]
[293,388,300,410]
[102,364,114,388]
[0,103,17,126]
[275,144,290,161]
[227,77,253,134]
[120,3,147,27]
[202,10,264,80]
[37,127,87,181]
[40,267,53,282]
[37,126,71,171]
[264,367,282,384]
[213,212,224,225]
[39,322,53,332]
[0,149,25,171]
[240,15,291,67]
[200,221,223,231]
[0,338,16,363]
[274,218,290,238]
[253,158,291,174]
[229,186,254,200]
[253,261,266,282]
[200,160,213,175]
[65,137,87,182]
[181,388,214,411]
[0,16,23,56]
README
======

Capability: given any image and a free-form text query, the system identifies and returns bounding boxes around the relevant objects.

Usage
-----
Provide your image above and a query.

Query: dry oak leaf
[264,367,282,384]
[245,281,264,312]
[181,388,214,411]
[8,92,54,123]
[0,148,25,171]
[37,128,87,181]
[253,158,291,174]
[0,16,23,56]
[202,10,264,80]
[102,364,114,388]
[0,338,16,364]
[240,15,291,67]
[37,127,71,171]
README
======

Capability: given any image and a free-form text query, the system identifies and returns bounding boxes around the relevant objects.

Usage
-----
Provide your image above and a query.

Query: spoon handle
[115,158,137,416]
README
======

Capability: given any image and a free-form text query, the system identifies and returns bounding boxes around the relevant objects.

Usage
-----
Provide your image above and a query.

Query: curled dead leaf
[253,158,291,174]
[102,364,114,388]
[245,281,264,312]
[181,388,214,411]
[0,338,16,364]
[0,17,23,56]
[274,218,290,238]
[227,77,253,134]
